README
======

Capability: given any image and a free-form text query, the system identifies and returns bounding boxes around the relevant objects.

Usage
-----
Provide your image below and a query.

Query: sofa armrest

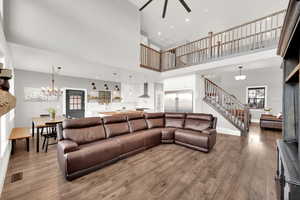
[58,140,79,154]
[202,129,217,135]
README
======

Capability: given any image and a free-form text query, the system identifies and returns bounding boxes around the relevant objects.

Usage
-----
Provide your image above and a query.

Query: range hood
[139,82,150,98]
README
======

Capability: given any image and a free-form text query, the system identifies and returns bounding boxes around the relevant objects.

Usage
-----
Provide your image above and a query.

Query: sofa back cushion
[144,113,164,128]
[103,115,130,138]
[184,113,214,131]
[165,113,185,128]
[127,113,147,132]
[62,117,105,145]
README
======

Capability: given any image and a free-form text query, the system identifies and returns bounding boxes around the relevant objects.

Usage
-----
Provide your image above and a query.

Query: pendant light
[41,66,63,96]
[235,66,246,81]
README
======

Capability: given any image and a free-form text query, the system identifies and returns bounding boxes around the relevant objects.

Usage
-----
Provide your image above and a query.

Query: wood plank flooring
[1,124,281,200]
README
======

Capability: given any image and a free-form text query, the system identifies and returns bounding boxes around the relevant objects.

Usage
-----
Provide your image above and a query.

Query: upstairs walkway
[140,10,286,72]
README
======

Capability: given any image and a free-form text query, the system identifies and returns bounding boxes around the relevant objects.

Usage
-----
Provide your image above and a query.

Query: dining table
[32,116,66,152]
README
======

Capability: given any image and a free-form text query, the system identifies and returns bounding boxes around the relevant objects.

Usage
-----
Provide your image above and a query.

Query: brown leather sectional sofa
[57,112,217,180]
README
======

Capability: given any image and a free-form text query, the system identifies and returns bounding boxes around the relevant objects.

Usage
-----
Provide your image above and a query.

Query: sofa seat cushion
[161,128,176,140]
[146,118,164,129]
[165,113,185,128]
[66,139,121,174]
[144,113,165,129]
[139,128,162,148]
[62,117,105,145]
[175,129,211,149]
[118,133,146,155]
[104,122,130,138]
[184,114,214,132]
[128,119,148,132]
[63,125,106,145]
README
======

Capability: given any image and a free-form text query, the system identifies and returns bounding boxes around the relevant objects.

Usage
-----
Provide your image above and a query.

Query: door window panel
[69,95,82,110]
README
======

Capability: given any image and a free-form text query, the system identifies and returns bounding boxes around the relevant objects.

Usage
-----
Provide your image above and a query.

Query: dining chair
[42,122,59,152]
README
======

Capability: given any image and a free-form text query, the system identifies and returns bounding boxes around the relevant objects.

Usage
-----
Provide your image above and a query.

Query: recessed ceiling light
[158,32,162,36]
[185,18,190,22]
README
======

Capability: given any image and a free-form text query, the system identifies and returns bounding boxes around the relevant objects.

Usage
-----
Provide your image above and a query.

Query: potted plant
[48,107,56,120]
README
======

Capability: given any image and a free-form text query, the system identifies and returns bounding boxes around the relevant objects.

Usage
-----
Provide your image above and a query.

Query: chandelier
[235,66,246,81]
[41,66,63,96]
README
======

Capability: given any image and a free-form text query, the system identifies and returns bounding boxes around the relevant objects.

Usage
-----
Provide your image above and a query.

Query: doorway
[65,89,86,119]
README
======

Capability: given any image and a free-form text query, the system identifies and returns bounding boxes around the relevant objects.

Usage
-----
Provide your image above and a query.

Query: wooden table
[32,116,65,152]
[9,128,31,155]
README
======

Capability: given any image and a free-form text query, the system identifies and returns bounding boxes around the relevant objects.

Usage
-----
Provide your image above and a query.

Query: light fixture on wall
[235,66,246,81]
[91,82,97,90]
[41,66,63,97]
[104,84,109,90]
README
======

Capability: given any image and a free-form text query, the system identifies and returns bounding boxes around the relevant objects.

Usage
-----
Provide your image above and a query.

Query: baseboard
[217,127,241,136]
[0,142,11,196]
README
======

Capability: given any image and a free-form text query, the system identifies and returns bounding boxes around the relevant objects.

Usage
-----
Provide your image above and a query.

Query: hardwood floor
[1,124,281,200]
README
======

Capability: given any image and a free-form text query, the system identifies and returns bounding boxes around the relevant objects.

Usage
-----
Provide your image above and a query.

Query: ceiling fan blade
[139,0,154,11]
[162,0,168,18]
[178,0,191,12]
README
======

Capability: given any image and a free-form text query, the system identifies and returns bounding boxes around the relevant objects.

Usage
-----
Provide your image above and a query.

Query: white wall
[164,75,195,91]
[121,82,156,111]
[209,66,283,122]
[14,69,159,127]
[0,17,14,195]
[194,75,241,135]
[4,0,141,71]
[14,69,121,126]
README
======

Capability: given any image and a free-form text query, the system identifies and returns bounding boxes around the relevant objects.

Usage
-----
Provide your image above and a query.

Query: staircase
[203,78,250,136]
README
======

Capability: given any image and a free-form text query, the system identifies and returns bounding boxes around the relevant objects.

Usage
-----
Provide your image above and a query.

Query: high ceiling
[128,0,289,49]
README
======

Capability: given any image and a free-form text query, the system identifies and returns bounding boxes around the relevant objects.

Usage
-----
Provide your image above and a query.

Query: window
[247,86,266,109]
[69,95,82,110]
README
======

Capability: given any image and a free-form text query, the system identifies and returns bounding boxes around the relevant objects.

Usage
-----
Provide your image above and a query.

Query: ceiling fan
[139,0,191,19]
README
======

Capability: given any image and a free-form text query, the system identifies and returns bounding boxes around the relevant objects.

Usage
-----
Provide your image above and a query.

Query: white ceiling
[9,42,161,83]
[4,0,141,72]
[128,0,289,49]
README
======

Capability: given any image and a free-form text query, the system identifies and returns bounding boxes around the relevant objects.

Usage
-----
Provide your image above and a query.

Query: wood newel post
[243,106,249,136]
[217,41,221,57]
[208,31,213,58]
[159,50,162,72]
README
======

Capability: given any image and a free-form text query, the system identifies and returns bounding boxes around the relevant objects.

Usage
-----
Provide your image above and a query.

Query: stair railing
[204,78,250,135]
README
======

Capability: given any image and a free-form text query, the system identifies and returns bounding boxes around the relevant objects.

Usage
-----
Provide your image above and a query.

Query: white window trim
[246,85,268,111]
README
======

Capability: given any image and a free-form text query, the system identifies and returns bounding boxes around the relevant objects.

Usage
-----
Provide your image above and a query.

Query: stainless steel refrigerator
[164,90,193,113]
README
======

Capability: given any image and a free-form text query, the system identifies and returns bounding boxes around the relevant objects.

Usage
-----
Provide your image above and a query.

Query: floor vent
[11,172,23,183]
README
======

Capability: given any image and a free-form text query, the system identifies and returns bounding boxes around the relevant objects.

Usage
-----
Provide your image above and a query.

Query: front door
[66,89,85,119]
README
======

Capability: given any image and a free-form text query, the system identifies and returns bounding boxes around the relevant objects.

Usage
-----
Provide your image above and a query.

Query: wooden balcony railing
[140,44,161,72]
[140,10,286,72]
[204,78,250,135]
